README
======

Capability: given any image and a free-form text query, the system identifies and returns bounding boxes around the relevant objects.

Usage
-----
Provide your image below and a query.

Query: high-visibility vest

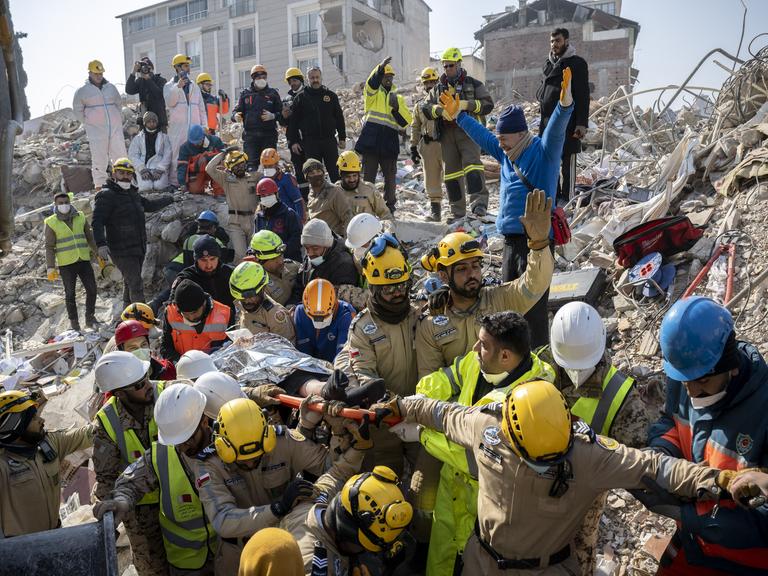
[205,95,229,132]
[44,213,90,267]
[150,442,217,569]
[171,234,226,265]
[95,381,165,505]
[167,300,231,356]
[362,68,412,131]
[571,365,635,436]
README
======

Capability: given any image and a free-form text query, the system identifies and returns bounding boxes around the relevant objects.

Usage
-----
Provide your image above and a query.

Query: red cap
[115,320,150,347]
[256,177,279,197]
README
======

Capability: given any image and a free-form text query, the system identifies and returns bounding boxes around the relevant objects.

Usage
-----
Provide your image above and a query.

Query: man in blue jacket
[294,278,354,363]
[439,68,573,347]
[647,296,768,576]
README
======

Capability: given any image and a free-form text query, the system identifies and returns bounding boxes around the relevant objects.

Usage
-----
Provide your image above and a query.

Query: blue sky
[10,0,765,117]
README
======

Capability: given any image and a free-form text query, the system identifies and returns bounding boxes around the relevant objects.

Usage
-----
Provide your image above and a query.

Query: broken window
[330,52,344,73]
[351,8,384,52]
[320,5,344,42]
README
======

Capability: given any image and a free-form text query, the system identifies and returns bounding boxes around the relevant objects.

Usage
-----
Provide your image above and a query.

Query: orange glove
[560,67,573,107]
[438,91,460,121]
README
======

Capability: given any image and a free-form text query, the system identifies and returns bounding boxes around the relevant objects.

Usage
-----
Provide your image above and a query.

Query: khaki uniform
[264,259,300,305]
[307,182,353,238]
[93,398,168,576]
[238,295,296,343]
[411,96,444,202]
[341,180,393,220]
[0,425,93,537]
[206,153,261,261]
[403,397,722,576]
[195,427,329,575]
[415,247,554,379]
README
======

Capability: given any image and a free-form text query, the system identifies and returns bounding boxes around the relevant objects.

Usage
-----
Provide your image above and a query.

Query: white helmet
[550,302,606,370]
[154,382,207,445]
[176,350,217,381]
[193,372,246,419]
[345,213,382,249]
[95,351,150,393]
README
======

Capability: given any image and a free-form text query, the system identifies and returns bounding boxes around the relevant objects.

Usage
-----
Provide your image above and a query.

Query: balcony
[169,10,207,26]
[292,29,318,48]
[234,42,256,59]
[229,0,256,18]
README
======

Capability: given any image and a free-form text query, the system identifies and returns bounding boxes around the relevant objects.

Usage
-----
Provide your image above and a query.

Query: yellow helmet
[88,60,105,74]
[224,150,248,171]
[0,391,38,442]
[383,63,395,76]
[214,398,276,463]
[249,230,286,260]
[361,244,410,286]
[501,381,573,465]
[420,67,439,83]
[285,67,304,82]
[196,72,213,84]
[332,466,413,552]
[429,232,484,269]
[336,150,361,173]
[172,54,191,67]
[121,302,159,329]
[112,157,135,175]
[441,47,463,63]
[230,261,268,300]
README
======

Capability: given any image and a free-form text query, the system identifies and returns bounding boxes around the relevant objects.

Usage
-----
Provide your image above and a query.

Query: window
[228,0,255,17]
[593,2,616,14]
[169,0,208,26]
[330,53,344,73]
[128,13,156,34]
[296,57,319,75]
[234,26,256,59]
[236,69,252,95]
[293,11,318,47]
[185,38,201,68]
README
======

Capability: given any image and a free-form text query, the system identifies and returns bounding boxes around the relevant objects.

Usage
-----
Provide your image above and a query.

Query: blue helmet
[660,296,734,381]
[197,210,218,224]
[188,124,205,144]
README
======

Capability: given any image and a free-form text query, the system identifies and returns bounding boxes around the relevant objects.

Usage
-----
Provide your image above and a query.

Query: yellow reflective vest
[363,68,412,131]
[172,233,226,265]
[44,212,91,267]
[151,442,217,569]
[416,351,555,576]
[570,365,634,436]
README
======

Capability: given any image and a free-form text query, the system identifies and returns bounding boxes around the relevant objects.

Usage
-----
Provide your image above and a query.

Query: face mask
[481,370,510,385]
[254,79,267,89]
[56,203,71,215]
[145,126,158,134]
[565,366,596,388]
[131,348,151,362]
[116,180,132,190]
[312,316,333,330]
[181,316,202,326]
[353,246,368,263]
[261,194,278,208]
[310,255,325,267]
[690,388,728,410]
[263,168,277,177]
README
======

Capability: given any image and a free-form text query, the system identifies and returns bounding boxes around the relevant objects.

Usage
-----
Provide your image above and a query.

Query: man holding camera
[126,57,167,131]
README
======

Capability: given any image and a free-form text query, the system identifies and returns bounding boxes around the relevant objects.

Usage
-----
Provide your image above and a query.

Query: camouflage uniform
[237,294,296,343]
[264,259,300,305]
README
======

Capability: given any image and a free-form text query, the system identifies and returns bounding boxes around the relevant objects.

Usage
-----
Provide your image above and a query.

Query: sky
[9,0,767,118]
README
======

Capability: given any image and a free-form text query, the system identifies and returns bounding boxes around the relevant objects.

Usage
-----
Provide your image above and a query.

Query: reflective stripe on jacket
[571,366,634,436]
[167,300,231,356]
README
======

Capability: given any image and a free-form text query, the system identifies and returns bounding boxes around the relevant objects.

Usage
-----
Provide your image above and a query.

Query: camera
[140,63,151,75]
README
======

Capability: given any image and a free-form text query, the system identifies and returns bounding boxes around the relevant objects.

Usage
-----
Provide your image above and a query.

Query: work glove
[46,268,59,281]
[410,145,421,164]
[378,55,392,73]
[344,416,373,451]
[218,89,228,100]
[93,499,131,525]
[338,138,346,149]
[458,99,471,111]
[97,246,110,261]
[439,92,461,121]
[371,395,404,424]
[299,394,325,431]
[560,67,573,107]
[321,369,349,401]
[140,168,152,179]
[270,478,315,517]
[427,285,450,313]
[573,125,587,139]
[260,110,275,121]
[518,189,552,249]
[245,384,285,407]
[628,477,687,520]
[727,469,768,508]
[389,421,421,443]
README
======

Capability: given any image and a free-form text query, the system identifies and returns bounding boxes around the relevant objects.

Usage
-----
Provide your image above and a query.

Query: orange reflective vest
[167,300,231,356]
[205,96,229,132]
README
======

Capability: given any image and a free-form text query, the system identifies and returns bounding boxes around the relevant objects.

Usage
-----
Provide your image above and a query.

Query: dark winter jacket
[294,236,359,301]
[537,52,589,154]
[125,73,168,128]
[286,85,346,146]
[254,201,302,262]
[232,83,282,137]
[171,262,236,320]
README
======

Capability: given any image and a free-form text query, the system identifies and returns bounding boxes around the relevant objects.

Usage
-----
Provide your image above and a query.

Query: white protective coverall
[72,79,127,187]
[127,129,173,191]
[163,76,207,186]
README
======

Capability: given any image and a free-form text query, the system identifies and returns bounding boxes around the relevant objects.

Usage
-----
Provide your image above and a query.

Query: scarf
[504,131,534,163]
[549,43,576,66]
[368,286,412,324]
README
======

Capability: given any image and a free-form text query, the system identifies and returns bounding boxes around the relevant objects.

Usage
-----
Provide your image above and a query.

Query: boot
[427,202,441,222]
[70,319,82,332]
[85,314,99,329]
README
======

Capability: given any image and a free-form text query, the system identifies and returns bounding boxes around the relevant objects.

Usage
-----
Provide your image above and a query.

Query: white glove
[389,421,422,443]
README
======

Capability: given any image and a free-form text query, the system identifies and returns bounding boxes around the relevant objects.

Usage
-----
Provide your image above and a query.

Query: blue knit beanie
[496,106,527,134]
[188,124,205,144]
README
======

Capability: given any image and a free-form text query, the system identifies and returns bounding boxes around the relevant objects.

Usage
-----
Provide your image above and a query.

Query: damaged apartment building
[475,0,640,102]
[117,0,430,97]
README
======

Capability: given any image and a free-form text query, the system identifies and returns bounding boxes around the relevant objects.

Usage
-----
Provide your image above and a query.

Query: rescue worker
[197,72,229,135]
[279,67,308,199]
[648,296,768,575]
[72,59,127,188]
[259,147,305,221]
[404,311,555,576]
[160,279,233,362]
[177,124,226,195]
[286,66,346,182]
[93,351,168,575]
[164,54,207,187]
[246,230,300,306]
[0,390,93,537]
[303,158,353,237]
[103,301,162,354]
[229,261,295,343]
[420,48,494,220]
[415,190,554,378]
[355,56,412,214]
[254,177,302,262]
[115,320,176,380]
[176,350,218,382]
[44,190,98,331]
[92,157,173,308]
[336,150,392,220]
[205,147,261,261]
[232,64,282,170]
[443,67,574,348]
[129,111,173,192]
[345,212,383,272]
[238,528,303,576]
[374,380,751,576]
[411,67,445,222]
[295,278,355,363]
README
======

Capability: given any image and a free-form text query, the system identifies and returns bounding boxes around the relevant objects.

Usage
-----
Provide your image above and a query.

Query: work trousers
[441,126,488,217]
[291,149,309,201]
[463,534,581,576]
[361,152,398,213]
[502,235,553,348]
[243,132,278,171]
[304,137,341,182]
[59,259,97,324]
[226,212,254,262]
[559,146,578,204]
[111,254,146,308]
[417,138,444,202]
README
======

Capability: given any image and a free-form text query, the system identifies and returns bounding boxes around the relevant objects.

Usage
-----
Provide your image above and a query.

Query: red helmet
[115,320,150,347]
[256,178,279,197]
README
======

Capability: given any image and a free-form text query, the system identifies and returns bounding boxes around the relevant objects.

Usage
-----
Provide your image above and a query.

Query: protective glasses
[128,375,151,391]
[239,289,263,300]
[254,243,285,258]
[379,280,409,296]
[443,63,456,68]
[253,72,267,78]
[368,233,400,258]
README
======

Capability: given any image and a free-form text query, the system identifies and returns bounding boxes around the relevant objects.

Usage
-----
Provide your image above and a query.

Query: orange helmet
[260,148,280,167]
[251,64,267,77]
[302,278,338,329]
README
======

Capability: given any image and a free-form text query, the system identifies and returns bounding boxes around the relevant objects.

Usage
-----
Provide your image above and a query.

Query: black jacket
[91,180,173,257]
[286,85,346,145]
[294,236,359,301]
[171,262,236,320]
[232,83,282,136]
[125,73,168,128]
[178,221,233,266]
[254,201,302,262]
[536,53,589,153]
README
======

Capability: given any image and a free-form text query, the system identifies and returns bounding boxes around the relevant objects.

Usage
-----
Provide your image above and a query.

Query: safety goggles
[254,243,286,258]
[128,375,151,391]
[368,233,401,258]
[239,289,263,300]
[379,280,409,296]
[236,439,266,457]
[449,239,481,258]
[252,72,267,78]
[442,63,456,69]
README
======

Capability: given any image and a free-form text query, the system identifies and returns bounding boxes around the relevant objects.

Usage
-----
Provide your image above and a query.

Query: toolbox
[547,268,607,311]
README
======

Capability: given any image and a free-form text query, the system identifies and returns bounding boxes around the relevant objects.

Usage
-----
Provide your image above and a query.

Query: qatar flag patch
[196,473,211,488]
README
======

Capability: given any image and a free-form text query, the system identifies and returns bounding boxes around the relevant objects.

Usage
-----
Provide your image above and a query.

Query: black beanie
[174,279,207,312]
[712,331,740,374]
[193,235,221,260]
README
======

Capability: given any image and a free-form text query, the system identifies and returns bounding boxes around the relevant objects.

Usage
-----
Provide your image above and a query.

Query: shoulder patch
[596,435,619,451]
[196,472,211,488]
[274,309,288,323]
[432,315,449,327]
[262,298,275,311]
[483,426,501,446]
[434,327,457,341]
[323,95,331,102]
[288,428,306,442]
[362,322,378,335]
